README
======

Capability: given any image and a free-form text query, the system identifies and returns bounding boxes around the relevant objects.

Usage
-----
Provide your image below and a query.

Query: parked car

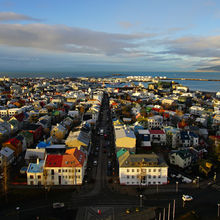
[53,202,65,209]
[93,160,98,166]
[182,195,193,202]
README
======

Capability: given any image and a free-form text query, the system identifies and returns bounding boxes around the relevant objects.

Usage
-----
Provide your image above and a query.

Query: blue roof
[27,160,44,173]
[37,141,51,148]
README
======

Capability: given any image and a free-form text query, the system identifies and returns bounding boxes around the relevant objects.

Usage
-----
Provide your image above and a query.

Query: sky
[1,0,220,73]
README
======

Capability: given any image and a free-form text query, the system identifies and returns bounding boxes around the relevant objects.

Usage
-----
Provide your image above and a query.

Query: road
[1,92,220,220]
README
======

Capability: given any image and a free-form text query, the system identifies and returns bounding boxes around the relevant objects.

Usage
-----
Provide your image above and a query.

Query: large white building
[27,148,86,186]
[119,153,168,186]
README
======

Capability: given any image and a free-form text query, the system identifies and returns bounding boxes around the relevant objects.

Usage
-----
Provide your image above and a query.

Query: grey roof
[120,153,167,168]
[115,128,136,139]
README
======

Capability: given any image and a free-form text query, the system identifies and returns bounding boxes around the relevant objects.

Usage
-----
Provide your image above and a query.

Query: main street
[1,92,220,219]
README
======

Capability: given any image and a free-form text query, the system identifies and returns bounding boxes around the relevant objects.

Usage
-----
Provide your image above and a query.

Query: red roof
[149,130,165,134]
[7,138,20,146]
[14,112,25,122]
[45,155,63,167]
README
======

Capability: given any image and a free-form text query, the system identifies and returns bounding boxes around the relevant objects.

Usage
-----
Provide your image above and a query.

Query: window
[30,181,34,185]
[127,169,130,172]
[132,169,134,172]
[137,169,139,172]
[148,169,151,172]
[148,175,151,179]
[148,182,151,184]
[153,176,156,178]
[158,169,161,172]
[51,169,54,175]
[78,169,81,172]
[69,169,71,172]
[127,176,129,179]
[30,175,34,179]
[153,182,156,184]
[38,175,41,179]
[153,169,156,172]
[58,169,61,173]
[158,175,161,178]
[51,176,54,180]
[158,182,161,184]
[132,176,134,179]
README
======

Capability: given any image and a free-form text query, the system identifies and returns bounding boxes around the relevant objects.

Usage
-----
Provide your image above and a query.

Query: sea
[0,71,220,92]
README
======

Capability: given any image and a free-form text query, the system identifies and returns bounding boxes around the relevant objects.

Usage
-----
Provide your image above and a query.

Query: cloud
[158,35,220,58]
[118,21,139,29]
[0,23,155,56]
[0,12,42,22]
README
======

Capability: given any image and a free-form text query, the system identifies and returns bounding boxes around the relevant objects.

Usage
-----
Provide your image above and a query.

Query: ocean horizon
[0,71,220,92]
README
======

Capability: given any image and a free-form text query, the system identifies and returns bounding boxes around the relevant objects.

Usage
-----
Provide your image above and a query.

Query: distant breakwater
[164,78,220,81]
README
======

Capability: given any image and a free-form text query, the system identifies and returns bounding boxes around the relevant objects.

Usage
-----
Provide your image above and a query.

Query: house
[27,159,44,185]
[115,127,136,153]
[119,153,168,185]
[164,127,180,149]
[169,149,192,168]
[149,130,166,145]
[25,148,46,165]
[8,118,19,134]
[136,129,151,149]
[43,148,86,185]
[51,124,67,142]
[65,129,91,153]
[19,131,34,148]
[0,147,15,167]
[189,106,204,116]
[8,108,22,117]
[2,137,22,157]
[23,124,43,143]
[189,132,199,147]
[180,131,191,147]
[117,148,130,166]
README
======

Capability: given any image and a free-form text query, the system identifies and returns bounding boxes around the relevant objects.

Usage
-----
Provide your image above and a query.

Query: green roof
[117,148,128,158]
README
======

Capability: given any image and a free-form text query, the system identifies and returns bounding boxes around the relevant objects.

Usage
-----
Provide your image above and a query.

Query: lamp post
[16,207,20,220]
[197,176,200,188]
[214,172,217,182]
[176,181,179,193]
[139,194,143,208]
[218,203,220,217]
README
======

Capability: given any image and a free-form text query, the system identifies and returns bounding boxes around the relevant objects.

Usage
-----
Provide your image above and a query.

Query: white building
[119,153,168,185]
[149,130,166,145]
[189,106,204,116]
[169,150,192,168]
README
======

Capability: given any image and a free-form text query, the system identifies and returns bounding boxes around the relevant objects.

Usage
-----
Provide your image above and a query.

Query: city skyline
[1,0,220,73]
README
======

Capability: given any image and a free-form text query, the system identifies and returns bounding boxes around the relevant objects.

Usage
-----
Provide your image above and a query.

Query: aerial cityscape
[0,0,220,220]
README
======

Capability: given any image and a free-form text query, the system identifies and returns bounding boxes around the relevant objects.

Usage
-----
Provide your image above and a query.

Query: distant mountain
[196,65,220,72]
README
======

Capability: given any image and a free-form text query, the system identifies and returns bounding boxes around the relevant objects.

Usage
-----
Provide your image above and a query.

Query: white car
[182,195,193,202]
[52,202,65,209]
[93,160,98,166]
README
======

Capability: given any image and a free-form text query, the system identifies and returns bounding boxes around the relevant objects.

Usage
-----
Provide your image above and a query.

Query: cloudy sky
[1,0,220,73]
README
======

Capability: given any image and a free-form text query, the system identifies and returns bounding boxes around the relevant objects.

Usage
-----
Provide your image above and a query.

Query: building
[119,153,168,185]
[115,127,136,153]
[169,149,192,168]
[27,159,44,185]
[149,130,166,145]
[43,148,86,185]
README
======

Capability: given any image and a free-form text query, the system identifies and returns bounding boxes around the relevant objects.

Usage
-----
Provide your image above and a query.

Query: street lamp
[218,203,220,217]
[176,181,179,193]
[197,176,200,188]
[139,194,143,208]
[16,207,20,220]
